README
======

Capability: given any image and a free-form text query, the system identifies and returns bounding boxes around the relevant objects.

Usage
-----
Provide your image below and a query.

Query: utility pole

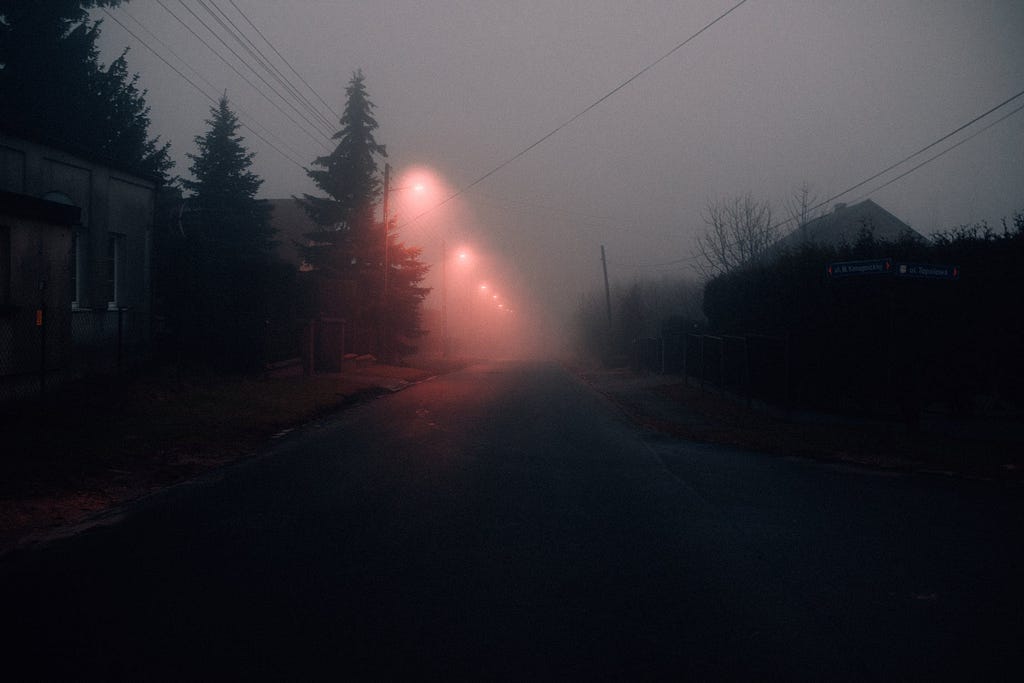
[441,240,449,358]
[600,244,612,330]
[601,245,613,364]
[380,163,391,361]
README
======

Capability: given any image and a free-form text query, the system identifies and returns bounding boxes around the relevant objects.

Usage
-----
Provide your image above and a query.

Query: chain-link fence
[70,307,149,376]
[680,333,791,406]
[1,306,150,404]
[0,307,44,403]
[0,304,70,404]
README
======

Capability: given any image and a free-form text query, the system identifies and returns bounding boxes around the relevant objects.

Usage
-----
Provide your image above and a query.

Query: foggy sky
[97,0,1024,334]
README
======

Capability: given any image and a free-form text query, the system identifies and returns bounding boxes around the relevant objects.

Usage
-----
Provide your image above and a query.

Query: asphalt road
[2,361,1021,680]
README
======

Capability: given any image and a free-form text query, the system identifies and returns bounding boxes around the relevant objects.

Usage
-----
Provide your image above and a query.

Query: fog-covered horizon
[96,0,1024,334]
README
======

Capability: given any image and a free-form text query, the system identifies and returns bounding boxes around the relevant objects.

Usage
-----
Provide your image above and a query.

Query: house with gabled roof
[775,198,924,252]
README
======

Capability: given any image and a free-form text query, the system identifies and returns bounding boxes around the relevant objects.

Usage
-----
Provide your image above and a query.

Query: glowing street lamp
[441,243,475,358]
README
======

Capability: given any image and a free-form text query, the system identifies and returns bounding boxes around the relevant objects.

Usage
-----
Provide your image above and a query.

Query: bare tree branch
[695,193,776,279]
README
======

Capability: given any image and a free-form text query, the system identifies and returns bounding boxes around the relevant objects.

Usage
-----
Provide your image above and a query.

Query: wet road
[2,361,1021,679]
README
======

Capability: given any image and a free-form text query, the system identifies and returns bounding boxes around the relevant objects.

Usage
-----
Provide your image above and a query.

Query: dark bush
[702,214,1024,414]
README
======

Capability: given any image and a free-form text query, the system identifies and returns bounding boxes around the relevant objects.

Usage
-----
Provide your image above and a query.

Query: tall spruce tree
[179,95,277,368]
[297,69,385,280]
[184,95,274,258]
[296,69,430,359]
[0,1,172,182]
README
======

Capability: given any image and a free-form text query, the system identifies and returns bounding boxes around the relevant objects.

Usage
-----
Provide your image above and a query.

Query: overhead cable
[226,0,340,123]
[101,8,307,170]
[631,87,1024,270]
[854,101,1024,202]
[194,0,335,134]
[153,0,331,149]
[182,0,334,139]
[799,87,1024,225]
[115,5,309,166]
[396,0,752,229]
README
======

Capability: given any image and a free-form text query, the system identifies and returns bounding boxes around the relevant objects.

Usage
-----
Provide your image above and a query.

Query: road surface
[2,361,1021,679]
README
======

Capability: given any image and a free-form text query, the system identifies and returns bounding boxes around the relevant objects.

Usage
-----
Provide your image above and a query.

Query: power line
[156,0,331,149]
[184,0,334,139]
[152,0,331,150]
[396,0,751,230]
[226,0,340,123]
[100,8,307,170]
[854,101,1024,202]
[629,88,1024,271]
[206,0,335,131]
[114,5,308,167]
[798,87,1024,228]
[196,0,335,134]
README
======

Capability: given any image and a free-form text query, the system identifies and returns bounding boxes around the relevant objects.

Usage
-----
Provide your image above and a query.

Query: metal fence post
[306,318,316,375]
[38,280,46,398]
[699,335,705,391]
[117,307,124,371]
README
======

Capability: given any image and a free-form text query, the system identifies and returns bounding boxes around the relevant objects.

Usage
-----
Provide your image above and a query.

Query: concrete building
[0,130,157,397]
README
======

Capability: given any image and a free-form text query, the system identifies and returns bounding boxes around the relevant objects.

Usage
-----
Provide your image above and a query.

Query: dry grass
[0,363,442,549]
[651,381,1023,478]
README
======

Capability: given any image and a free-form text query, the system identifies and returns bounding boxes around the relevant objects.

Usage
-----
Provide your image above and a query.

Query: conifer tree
[297,69,385,281]
[179,95,277,368]
[296,69,431,359]
[0,1,172,181]
[184,95,274,258]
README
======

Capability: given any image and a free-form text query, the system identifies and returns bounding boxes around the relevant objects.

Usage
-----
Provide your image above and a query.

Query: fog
[96,0,1024,352]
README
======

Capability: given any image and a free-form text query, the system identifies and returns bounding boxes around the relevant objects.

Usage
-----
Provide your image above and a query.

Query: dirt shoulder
[577,366,1024,482]
[0,359,463,553]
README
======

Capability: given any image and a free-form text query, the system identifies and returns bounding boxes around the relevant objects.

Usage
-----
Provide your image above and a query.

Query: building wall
[0,131,156,378]
[0,197,75,401]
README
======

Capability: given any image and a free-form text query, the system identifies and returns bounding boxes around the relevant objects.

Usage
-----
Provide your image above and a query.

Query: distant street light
[441,243,475,358]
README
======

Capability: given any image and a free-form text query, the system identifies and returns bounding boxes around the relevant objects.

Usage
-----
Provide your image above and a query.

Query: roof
[0,125,162,186]
[774,199,924,251]
[0,190,81,226]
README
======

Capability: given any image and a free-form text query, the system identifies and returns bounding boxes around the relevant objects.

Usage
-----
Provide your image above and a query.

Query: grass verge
[0,362,446,550]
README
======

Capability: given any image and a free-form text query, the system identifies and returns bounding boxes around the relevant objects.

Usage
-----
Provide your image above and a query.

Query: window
[106,233,126,309]
[70,229,86,308]
[42,193,84,309]
[0,225,10,306]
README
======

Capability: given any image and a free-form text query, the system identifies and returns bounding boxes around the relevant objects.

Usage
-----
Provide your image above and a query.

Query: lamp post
[441,240,448,358]
[381,163,391,361]
[443,247,474,359]
[380,163,425,361]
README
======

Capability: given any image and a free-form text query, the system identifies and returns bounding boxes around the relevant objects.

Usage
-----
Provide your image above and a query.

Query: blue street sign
[826,258,892,278]
[894,262,959,280]
[826,258,959,280]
